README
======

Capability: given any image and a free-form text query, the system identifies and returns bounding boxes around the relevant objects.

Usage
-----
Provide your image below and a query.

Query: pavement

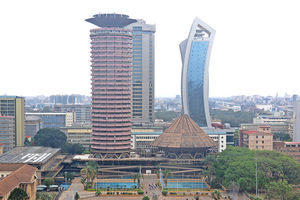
[58,176,220,200]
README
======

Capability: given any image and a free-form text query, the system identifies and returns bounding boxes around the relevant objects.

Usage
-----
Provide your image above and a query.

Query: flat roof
[0,96,24,98]
[132,131,162,135]
[0,146,60,165]
[26,113,68,115]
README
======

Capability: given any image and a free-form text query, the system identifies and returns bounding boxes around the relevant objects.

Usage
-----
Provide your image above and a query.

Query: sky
[1,0,300,98]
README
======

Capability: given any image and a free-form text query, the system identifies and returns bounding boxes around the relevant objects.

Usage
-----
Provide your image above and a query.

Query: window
[256,146,258,149]
[262,141,264,144]
[256,136,258,138]
[262,146,264,149]
[262,136,264,138]
[256,141,258,144]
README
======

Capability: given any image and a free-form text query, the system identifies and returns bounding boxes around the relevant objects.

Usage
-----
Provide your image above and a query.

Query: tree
[80,162,98,189]
[162,170,172,189]
[143,196,150,200]
[265,180,292,200]
[211,189,222,200]
[36,193,53,200]
[62,143,84,155]
[74,192,80,200]
[43,177,55,190]
[66,172,74,182]
[209,146,300,192]
[34,128,66,148]
[24,137,32,146]
[132,173,142,188]
[8,188,28,200]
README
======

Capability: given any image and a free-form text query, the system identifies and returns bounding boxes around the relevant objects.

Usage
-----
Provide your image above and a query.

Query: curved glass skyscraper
[180,18,215,127]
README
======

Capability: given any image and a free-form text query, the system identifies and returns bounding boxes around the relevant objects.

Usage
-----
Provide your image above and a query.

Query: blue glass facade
[187,41,209,127]
[39,115,66,128]
[181,18,215,128]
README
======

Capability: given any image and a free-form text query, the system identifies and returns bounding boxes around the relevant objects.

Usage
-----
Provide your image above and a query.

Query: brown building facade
[273,141,300,162]
[0,164,37,200]
[240,126,273,150]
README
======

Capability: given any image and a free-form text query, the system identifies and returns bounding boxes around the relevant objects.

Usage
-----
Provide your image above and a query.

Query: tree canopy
[34,128,67,148]
[43,177,55,189]
[209,146,300,192]
[210,109,255,127]
[62,143,84,154]
[8,188,28,200]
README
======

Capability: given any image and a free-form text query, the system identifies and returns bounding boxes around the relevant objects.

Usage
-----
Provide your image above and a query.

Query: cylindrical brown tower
[86,14,137,157]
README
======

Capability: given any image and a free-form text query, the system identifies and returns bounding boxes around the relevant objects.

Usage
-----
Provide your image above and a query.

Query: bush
[170,192,177,195]
[137,189,144,195]
[195,196,200,200]
[95,190,101,196]
[87,188,96,191]
[143,196,150,200]
[162,190,168,196]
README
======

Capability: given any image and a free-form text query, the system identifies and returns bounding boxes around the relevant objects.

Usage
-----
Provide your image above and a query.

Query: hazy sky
[1,0,300,97]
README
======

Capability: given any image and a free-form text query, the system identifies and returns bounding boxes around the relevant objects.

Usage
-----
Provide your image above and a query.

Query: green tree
[66,172,74,182]
[273,132,292,142]
[36,193,53,200]
[209,146,300,192]
[211,189,222,200]
[24,137,32,146]
[142,196,150,200]
[34,128,66,148]
[8,188,28,200]
[155,111,181,122]
[265,180,293,200]
[74,192,80,200]
[132,173,142,188]
[43,177,55,190]
[210,109,255,127]
[62,143,84,154]
[80,162,98,189]
[162,170,172,189]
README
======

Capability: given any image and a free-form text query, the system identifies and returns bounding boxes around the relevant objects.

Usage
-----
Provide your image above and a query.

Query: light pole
[256,157,258,198]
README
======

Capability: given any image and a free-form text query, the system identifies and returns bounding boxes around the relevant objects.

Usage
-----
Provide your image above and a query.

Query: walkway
[142,174,161,199]
[59,178,94,200]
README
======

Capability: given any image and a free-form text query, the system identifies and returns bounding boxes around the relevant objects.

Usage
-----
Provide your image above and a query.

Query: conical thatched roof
[152,114,216,149]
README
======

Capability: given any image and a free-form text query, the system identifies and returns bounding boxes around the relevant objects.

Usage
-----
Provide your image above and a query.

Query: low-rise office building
[203,127,235,152]
[54,104,91,125]
[273,141,300,162]
[60,126,91,149]
[131,127,163,154]
[240,126,273,150]
[26,112,74,128]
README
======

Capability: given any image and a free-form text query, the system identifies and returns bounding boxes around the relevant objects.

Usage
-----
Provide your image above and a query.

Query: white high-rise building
[293,100,300,142]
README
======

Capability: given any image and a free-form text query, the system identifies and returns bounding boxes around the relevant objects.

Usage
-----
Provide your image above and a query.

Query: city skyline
[1,0,300,97]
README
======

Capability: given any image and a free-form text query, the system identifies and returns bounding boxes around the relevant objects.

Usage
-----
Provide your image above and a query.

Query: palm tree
[80,162,98,188]
[162,170,172,189]
[211,189,222,200]
[132,173,142,188]
[203,155,216,185]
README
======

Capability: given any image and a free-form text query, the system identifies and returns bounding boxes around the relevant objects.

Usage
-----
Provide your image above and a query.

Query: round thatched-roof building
[152,114,217,159]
